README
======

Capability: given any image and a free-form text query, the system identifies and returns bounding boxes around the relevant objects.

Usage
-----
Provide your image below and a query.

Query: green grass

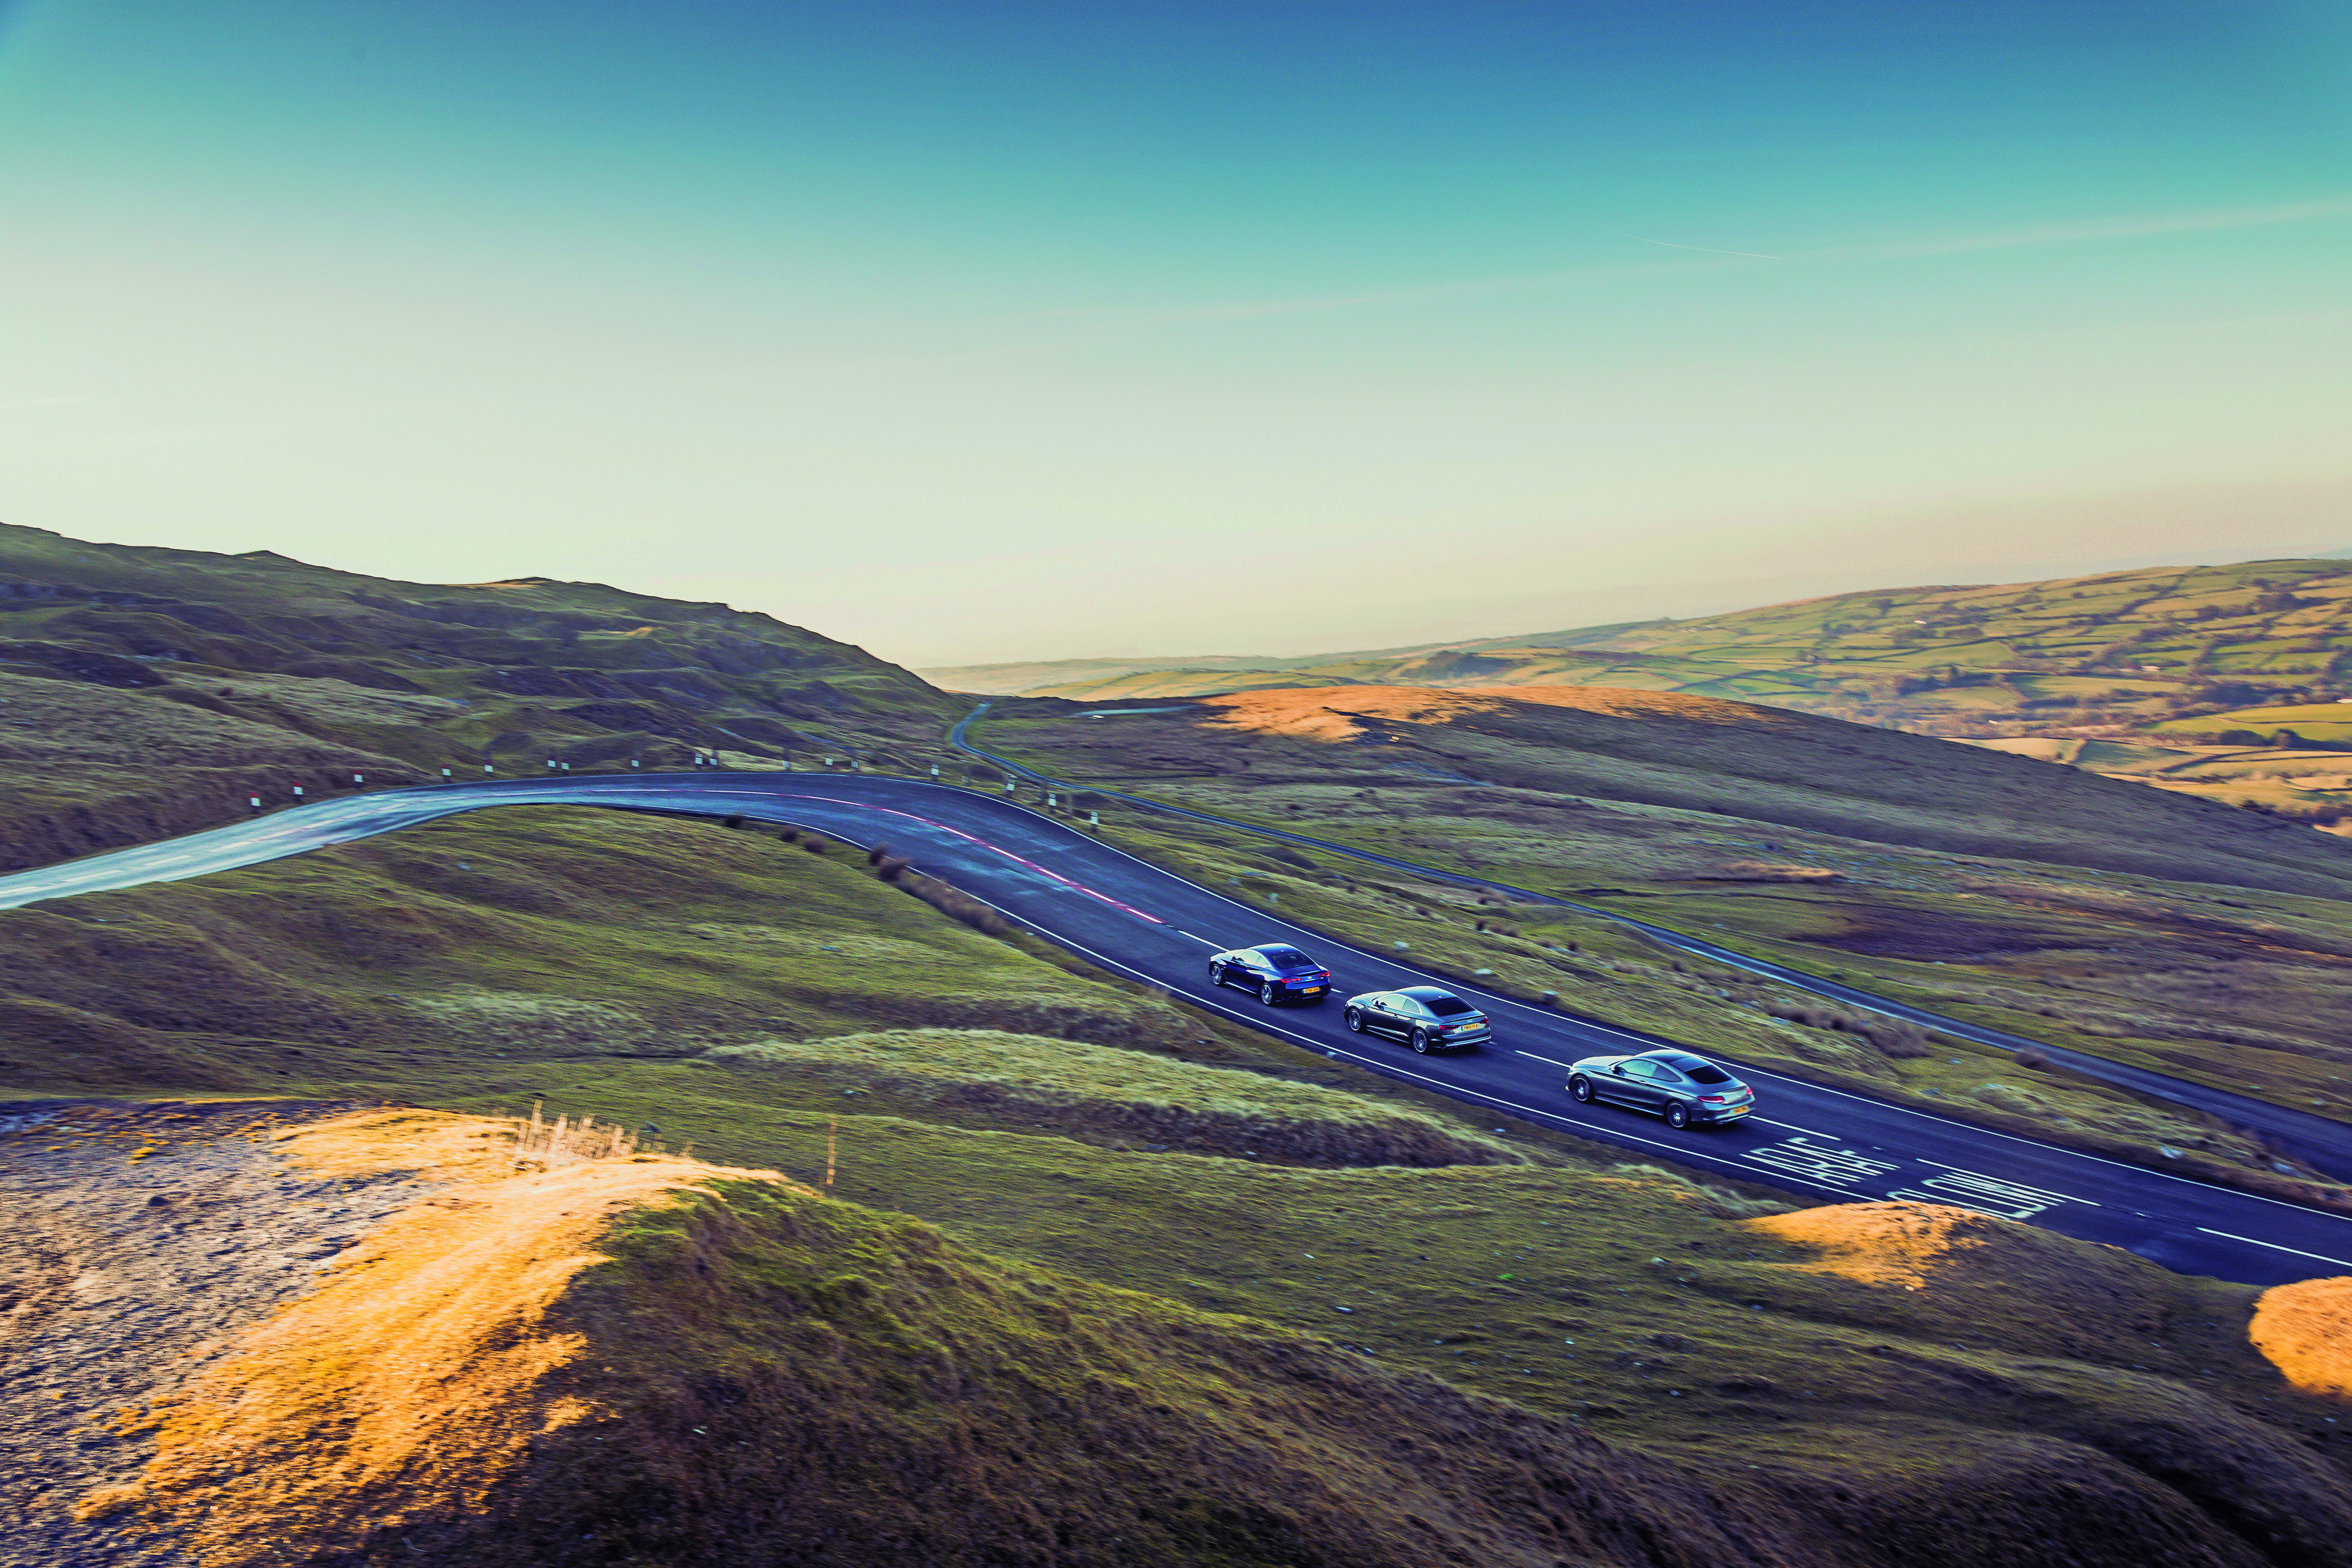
[21,802,2352,1564]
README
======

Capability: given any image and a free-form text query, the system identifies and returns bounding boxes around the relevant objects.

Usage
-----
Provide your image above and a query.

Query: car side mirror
[1611,1064,1627,1075]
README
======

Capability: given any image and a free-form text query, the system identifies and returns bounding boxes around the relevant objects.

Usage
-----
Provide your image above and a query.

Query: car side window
[1623,1061,1656,1079]
[1652,1065,1686,1086]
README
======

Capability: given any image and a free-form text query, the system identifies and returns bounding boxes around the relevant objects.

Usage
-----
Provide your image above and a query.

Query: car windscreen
[1682,1063,1734,1084]
[1422,995,1476,1017]
[1259,947,1312,967]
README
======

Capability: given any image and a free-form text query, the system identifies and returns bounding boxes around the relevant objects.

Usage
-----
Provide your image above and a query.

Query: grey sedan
[1567,1049,1755,1129]
[1342,986,1491,1053]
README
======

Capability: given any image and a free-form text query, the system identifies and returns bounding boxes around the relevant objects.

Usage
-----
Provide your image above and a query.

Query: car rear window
[1259,947,1311,967]
[1423,995,1476,1017]
[1683,1064,1733,1084]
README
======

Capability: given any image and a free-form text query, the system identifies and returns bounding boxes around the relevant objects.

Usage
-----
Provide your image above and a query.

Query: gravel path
[0,1099,433,1568]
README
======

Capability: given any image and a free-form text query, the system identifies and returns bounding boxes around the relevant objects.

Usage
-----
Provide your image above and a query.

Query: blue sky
[2,0,2348,663]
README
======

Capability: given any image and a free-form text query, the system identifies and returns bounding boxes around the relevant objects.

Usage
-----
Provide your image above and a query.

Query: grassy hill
[933,557,2352,829]
[11,813,2352,1567]
[0,522,958,869]
[937,560,2352,730]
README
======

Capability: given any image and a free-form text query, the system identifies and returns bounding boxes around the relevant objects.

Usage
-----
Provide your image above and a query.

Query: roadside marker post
[630,758,640,770]
[351,773,364,789]
[292,785,305,803]
[560,761,571,773]
[546,759,558,772]
[483,763,495,775]
[1088,810,1100,827]
[1003,778,1015,794]
[248,796,262,814]
[440,768,453,782]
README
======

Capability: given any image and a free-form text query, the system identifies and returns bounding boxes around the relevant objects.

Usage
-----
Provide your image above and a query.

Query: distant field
[938,558,2352,746]
[2153,701,2352,744]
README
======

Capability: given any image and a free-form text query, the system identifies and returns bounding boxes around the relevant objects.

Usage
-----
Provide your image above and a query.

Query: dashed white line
[1751,1117,1836,1138]
[1513,1051,1575,1069]
[2195,1228,2352,1270]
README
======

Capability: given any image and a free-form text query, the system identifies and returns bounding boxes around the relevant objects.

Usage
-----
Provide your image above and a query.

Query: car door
[1369,994,1407,1037]
[1391,996,1431,1042]
[1648,1063,1691,1114]
[1611,1059,1662,1110]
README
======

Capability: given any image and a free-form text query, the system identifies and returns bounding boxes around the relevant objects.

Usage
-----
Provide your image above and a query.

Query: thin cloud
[1600,226,1781,260]
[1015,191,2352,327]
[1809,191,2352,264]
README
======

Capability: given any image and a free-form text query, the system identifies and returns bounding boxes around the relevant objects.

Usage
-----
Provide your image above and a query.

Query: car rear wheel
[1259,980,1278,1004]
[1569,1075,1593,1103]
[1344,1007,1365,1033]
[1665,1101,1690,1130]
[1410,1028,1432,1054]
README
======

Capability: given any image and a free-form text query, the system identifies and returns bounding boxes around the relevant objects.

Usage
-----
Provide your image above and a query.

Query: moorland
[928,557,2352,831]
[4,528,2351,1566]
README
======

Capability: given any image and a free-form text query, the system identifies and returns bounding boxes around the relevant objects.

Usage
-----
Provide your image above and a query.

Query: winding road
[950,702,2352,1183]
[5,768,2351,1288]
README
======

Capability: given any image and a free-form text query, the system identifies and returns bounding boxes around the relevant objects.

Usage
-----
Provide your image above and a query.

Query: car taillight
[1700,1094,1729,1103]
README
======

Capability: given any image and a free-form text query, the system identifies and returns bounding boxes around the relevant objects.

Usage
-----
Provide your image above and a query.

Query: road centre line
[1750,1117,1837,1138]
[1514,1051,1574,1069]
[2195,1229,2352,1270]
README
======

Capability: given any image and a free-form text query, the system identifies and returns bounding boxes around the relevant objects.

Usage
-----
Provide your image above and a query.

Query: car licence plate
[1723,1105,1749,1116]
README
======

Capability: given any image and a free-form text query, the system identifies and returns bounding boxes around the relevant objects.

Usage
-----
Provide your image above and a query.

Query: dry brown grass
[78,1110,788,1561]
[1196,682,1795,743]
[2251,1276,2352,1400]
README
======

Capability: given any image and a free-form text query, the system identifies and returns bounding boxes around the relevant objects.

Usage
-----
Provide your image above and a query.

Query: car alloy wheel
[1666,1101,1690,1129]
[1410,1028,1431,1054]
[1345,1007,1365,1033]
[1260,980,1278,1004]
[1569,1075,1593,1103]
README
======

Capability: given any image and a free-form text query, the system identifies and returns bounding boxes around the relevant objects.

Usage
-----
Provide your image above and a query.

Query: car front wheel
[1569,1075,1593,1103]
[1345,1007,1365,1033]
[1665,1101,1690,1130]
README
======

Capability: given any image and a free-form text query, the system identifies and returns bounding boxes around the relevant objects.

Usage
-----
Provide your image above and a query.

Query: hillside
[0,523,957,869]
[937,560,2352,728]
[932,558,2352,831]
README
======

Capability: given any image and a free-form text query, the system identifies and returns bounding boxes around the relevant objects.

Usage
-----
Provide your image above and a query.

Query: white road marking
[1175,930,1217,945]
[1514,1051,1575,1069]
[2196,1229,2352,1270]
[1742,1138,1900,1187]
[1750,1117,1836,1138]
[1916,1161,2096,1207]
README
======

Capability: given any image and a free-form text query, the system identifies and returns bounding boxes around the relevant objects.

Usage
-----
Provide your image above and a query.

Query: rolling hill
[0,523,958,868]
[929,558,2352,737]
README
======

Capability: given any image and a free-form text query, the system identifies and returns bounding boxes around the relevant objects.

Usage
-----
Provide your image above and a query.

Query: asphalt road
[5,769,2352,1289]
[948,703,2352,1184]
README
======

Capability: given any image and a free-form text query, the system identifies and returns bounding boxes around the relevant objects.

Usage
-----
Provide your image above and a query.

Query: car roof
[1396,986,1465,1001]
[1640,1049,1727,1072]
